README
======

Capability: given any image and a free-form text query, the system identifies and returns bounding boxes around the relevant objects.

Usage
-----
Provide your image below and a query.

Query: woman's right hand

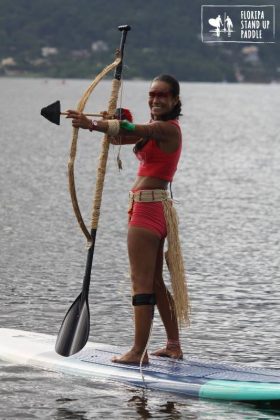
[66,110,92,130]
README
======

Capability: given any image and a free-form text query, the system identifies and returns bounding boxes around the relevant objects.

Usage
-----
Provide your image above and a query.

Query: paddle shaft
[82,229,96,295]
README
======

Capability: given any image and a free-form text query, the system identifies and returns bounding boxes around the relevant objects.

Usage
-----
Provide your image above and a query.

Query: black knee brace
[132,293,156,306]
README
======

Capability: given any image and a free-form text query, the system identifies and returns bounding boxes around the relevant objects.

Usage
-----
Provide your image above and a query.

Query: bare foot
[151,345,183,360]
[112,348,149,365]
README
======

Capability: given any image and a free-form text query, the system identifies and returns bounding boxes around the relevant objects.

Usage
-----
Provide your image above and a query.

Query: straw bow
[68,50,122,244]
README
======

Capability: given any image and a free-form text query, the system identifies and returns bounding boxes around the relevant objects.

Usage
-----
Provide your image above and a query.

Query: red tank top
[136,120,182,182]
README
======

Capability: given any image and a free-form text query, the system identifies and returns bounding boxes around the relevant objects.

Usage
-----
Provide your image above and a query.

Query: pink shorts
[128,201,167,239]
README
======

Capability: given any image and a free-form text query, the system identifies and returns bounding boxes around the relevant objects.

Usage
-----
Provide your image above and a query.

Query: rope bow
[68,50,122,245]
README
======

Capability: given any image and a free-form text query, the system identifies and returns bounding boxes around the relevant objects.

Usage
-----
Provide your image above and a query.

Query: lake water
[0,77,280,419]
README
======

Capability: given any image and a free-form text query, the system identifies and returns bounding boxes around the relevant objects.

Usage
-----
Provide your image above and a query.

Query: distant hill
[0,0,279,82]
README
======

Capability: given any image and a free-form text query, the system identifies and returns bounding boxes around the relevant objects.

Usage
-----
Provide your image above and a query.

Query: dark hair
[133,75,181,154]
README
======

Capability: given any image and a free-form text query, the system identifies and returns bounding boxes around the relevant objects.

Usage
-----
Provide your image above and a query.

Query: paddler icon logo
[208,13,234,37]
[201,5,275,43]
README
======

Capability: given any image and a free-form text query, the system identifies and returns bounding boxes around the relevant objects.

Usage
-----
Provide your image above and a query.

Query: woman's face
[148,80,179,120]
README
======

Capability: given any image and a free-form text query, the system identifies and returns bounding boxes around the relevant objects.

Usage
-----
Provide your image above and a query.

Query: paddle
[55,25,131,357]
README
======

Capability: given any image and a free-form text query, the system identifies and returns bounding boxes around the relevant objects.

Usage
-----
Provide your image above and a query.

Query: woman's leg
[112,226,160,364]
[152,239,183,359]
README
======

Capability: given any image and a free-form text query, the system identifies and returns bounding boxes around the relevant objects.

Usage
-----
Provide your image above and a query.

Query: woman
[67,74,189,365]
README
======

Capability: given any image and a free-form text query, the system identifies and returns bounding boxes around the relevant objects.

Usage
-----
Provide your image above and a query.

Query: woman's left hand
[66,110,91,129]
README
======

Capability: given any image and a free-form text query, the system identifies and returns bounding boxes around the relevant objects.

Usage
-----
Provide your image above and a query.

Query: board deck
[1,328,280,401]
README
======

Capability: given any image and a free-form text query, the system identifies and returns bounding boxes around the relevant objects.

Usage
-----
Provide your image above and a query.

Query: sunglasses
[149,91,171,99]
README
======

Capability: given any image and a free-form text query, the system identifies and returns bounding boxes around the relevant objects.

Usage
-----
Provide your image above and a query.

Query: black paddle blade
[55,292,90,357]
[41,100,61,125]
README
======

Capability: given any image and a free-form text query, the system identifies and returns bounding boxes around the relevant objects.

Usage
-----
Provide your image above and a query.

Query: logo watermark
[201,5,275,43]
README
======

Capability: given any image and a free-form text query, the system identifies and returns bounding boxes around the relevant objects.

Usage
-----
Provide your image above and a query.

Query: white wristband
[107,119,120,136]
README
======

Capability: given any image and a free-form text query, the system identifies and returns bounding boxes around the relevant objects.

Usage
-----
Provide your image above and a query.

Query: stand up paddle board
[1,328,280,402]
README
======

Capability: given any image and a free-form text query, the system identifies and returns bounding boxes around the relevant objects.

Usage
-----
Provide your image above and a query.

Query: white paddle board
[1,328,280,401]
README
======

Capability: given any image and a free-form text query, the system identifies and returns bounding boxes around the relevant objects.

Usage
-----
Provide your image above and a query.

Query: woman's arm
[66,111,180,149]
[117,121,181,153]
[123,121,179,144]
